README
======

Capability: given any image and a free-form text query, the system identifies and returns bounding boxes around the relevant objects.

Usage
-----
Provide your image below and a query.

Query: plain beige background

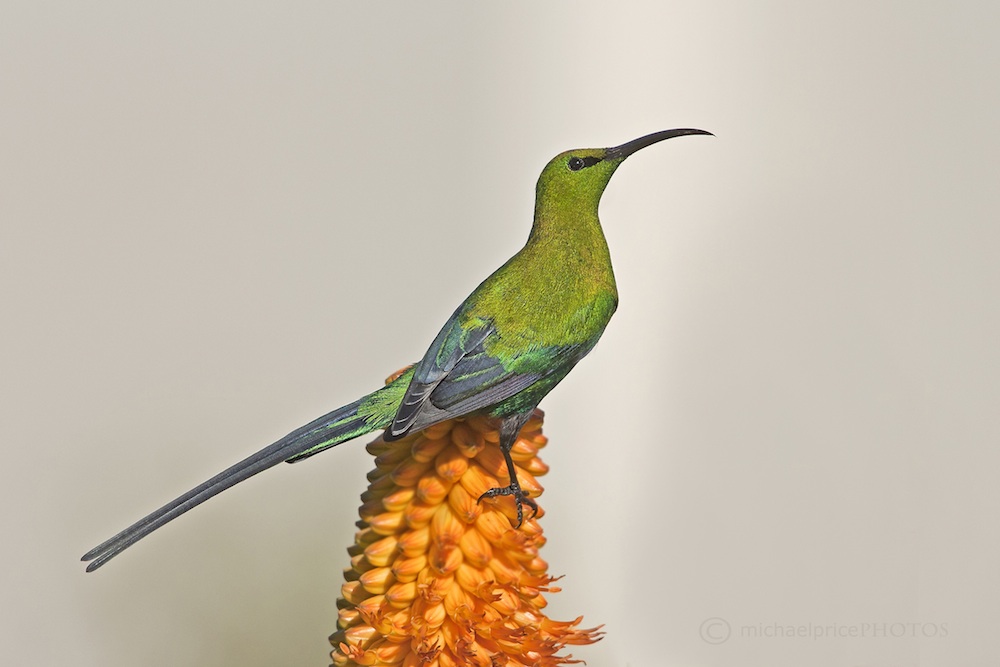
[3,2,998,665]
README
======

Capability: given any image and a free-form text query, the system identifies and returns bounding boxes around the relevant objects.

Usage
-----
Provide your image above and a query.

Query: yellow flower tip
[332,403,600,667]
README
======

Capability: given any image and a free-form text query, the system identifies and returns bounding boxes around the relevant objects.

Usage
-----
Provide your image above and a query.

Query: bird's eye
[567,157,585,171]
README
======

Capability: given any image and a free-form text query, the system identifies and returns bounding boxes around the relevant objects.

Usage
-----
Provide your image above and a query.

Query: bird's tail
[81,373,411,572]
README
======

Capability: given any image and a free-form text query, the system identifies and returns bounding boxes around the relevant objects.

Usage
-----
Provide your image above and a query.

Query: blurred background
[3,2,998,665]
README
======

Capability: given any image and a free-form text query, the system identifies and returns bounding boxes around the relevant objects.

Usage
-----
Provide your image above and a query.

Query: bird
[81,128,712,572]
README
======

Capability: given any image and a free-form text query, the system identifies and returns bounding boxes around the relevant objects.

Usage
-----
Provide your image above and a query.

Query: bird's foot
[477,482,538,528]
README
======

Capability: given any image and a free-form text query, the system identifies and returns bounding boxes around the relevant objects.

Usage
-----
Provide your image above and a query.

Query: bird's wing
[387,308,580,438]
[387,307,494,438]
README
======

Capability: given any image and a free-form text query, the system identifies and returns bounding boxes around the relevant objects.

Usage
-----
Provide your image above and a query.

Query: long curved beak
[605,128,713,161]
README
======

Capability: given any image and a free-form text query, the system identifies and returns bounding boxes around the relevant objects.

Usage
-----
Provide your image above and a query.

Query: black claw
[477,483,537,528]
[479,411,539,528]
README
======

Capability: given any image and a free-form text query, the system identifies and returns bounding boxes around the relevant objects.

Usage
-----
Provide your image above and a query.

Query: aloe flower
[330,398,601,667]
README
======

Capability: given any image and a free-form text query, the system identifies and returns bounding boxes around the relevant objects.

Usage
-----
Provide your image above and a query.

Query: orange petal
[364,535,399,567]
[397,526,430,557]
[446,483,481,524]
[390,458,433,488]
[455,562,493,594]
[359,567,395,595]
[474,510,512,545]
[458,528,493,568]
[430,504,466,546]
[428,541,463,575]
[402,502,438,530]
[416,474,449,505]
[458,464,498,500]
[472,446,508,477]
[422,421,453,440]
[381,487,415,513]
[385,580,417,607]
[368,511,405,536]
[373,639,409,665]
[411,435,450,463]
[343,624,377,647]
[390,554,427,582]
[341,580,368,605]
[449,423,485,458]
[433,446,469,482]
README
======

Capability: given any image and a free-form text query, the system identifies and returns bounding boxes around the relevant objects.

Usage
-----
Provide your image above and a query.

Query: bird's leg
[477,411,538,528]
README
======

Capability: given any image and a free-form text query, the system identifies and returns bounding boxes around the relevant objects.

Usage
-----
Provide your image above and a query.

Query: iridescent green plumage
[82,129,711,571]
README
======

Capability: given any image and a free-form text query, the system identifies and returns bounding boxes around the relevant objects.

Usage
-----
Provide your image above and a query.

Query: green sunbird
[82,129,711,572]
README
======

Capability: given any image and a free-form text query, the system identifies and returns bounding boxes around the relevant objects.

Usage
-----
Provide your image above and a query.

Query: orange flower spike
[517,451,550,477]
[330,393,601,667]
[454,562,492,595]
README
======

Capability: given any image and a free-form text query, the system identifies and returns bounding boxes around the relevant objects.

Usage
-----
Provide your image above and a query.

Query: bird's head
[534,128,713,219]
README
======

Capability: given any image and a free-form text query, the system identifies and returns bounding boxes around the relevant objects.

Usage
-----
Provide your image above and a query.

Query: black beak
[605,128,713,161]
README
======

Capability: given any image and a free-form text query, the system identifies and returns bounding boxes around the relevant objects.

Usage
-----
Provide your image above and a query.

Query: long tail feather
[81,392,387,572]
